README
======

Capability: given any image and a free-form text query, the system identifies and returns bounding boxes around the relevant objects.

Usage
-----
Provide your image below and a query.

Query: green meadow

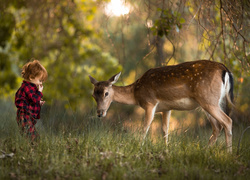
[1,102,250,180]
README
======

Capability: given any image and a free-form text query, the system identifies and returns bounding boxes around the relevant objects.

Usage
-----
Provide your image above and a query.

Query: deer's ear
[109,72,121,85]
[89,75,99,85]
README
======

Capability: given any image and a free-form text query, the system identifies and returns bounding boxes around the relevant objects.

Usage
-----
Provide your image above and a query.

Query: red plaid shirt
[15,81,43,119]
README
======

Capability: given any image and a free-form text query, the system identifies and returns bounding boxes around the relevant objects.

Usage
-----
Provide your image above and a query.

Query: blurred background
[0,0,249,137]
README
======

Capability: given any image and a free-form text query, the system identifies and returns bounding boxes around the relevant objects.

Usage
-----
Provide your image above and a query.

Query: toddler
[15,60,48,141]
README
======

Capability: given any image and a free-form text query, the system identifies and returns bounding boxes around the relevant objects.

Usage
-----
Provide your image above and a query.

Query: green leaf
[180,18,186,24]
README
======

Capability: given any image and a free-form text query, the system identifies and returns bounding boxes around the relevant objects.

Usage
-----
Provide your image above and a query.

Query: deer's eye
[105,92,109,97]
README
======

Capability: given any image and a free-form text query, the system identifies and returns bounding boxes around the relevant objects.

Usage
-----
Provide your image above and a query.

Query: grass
[0,104,250,179]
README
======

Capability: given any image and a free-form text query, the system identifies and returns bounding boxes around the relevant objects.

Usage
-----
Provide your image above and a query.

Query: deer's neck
[112,84,136,105]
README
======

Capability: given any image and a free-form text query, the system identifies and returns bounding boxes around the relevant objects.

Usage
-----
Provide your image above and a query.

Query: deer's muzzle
[97,109,106,117]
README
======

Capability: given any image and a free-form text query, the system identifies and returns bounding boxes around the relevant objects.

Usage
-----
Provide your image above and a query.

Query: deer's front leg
[143,103,158,141]
[162,111,171,145]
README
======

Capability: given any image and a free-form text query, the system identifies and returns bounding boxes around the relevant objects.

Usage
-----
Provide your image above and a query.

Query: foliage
[0,11,15,48]
[151,9,185,37]
[151,0,249,67]
[0,0,121,109]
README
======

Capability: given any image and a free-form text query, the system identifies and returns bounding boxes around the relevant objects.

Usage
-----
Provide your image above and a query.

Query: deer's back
[133,60,229,108]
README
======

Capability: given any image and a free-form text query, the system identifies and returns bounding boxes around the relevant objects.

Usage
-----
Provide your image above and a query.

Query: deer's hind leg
[205,112,223,146]
[203,105,232,152]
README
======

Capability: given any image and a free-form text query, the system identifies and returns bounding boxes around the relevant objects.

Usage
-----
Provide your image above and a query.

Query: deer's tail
[220,70,234,116]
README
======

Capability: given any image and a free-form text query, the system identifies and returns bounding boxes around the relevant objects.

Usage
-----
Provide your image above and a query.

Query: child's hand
[40,100,45,106]
[38,84,43,92]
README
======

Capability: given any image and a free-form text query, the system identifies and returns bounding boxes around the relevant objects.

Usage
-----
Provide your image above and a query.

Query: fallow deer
[89,60,234,152]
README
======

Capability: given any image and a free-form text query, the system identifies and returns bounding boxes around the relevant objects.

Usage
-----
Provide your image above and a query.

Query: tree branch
[221,6,249,43]
[209,31,223,60]
[220,0,228,62]
[165,37,175,65]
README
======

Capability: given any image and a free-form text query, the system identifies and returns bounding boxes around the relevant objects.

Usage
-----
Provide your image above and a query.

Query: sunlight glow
[105,0,131,16]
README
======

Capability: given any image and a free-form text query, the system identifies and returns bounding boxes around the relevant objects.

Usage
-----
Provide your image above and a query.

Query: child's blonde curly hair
[22,60,48,82]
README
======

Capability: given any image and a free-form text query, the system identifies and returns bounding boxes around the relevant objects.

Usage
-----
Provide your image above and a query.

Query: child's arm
[25,85,43,104]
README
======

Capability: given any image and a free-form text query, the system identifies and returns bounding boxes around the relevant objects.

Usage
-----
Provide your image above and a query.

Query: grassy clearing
[0,105,250,179]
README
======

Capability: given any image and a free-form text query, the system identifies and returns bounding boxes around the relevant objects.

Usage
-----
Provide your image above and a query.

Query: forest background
[0,0,249,136]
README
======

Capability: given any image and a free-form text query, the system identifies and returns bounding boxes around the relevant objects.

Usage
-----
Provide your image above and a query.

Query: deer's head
[89,72,121,117]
